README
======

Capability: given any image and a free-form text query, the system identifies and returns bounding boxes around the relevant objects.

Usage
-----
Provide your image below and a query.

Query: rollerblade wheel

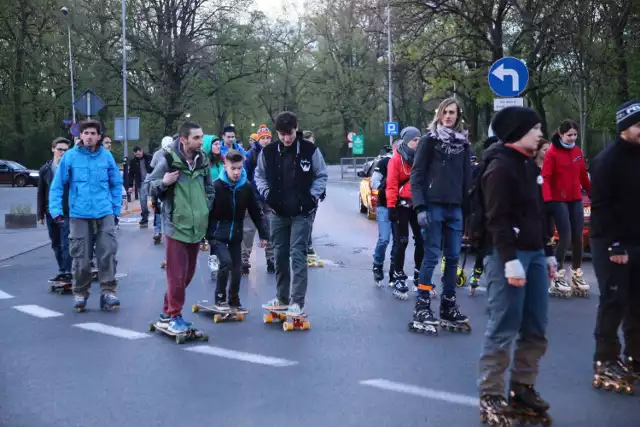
[192,304,199,313]
[263,313,273,323]
[591,378,602,388]
[148,323,156,332]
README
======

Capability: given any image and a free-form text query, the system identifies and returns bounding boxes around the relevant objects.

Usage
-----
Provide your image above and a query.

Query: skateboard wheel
[213,314,221,323]
[592,378,601,388]
[278,313,287,322]
[148,323,156,332]
[264,313,273,323]
[200,334,209,342]
[302,321,311,330]
[283,322,293,332]
[192,304,199,313]
[176,334,186,344]
[50,285,56,292]
[236,313,244,321]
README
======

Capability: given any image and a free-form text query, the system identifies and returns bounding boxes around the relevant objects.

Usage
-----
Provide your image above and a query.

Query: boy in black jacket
[206,150,268,311]
[477,107,557,425]
[589,100,640,389]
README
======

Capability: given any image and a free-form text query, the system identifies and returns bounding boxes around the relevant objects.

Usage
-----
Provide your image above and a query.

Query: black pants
[211,240,243,305]
[591,238,640,362]
[551,201,584,269]
[393,206,424,275]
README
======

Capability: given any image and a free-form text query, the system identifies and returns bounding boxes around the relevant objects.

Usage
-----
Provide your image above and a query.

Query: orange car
[357,157,382,220]
[552,192,591,251]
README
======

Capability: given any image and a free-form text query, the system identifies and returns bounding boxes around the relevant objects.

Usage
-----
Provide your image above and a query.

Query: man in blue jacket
[220,125,248,157]
[49,120,123,312]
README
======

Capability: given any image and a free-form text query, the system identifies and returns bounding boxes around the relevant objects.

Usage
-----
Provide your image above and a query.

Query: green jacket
[148,141,215,243]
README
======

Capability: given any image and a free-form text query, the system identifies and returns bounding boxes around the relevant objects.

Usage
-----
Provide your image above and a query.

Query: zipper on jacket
[229,186,237,240]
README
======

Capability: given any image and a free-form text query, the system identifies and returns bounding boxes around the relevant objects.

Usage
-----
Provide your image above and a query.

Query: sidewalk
[0,200,143,263]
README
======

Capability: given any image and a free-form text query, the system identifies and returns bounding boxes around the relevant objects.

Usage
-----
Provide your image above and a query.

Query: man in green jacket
[148,122,215,333]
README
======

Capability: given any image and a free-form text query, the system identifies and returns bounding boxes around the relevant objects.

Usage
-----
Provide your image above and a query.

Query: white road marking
[185,345,298,367]
[114,273,127,279]
[73,322,149,340]
[13,305,64,318]
[0,290,15,299]
[0,264,11,268]
[360,379,479,407]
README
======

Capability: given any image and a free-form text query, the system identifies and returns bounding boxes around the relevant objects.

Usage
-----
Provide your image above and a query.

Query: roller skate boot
[508,383,552,426]
[373,264,384,287]
[439,294,471,332]
[408,294,439,335]
[625,356,640,382]
[469,267,482,296]
[570,267,589,297]
[548,270,572,298]
[592,360,635,394]
[73,294,88,312]
[392,271,409,300]
[100,293,120,311]
[241,263,250,275]
[388,269,399,287]
[479,395,514,426]
[266,259,275,274]
[152,233,162,244]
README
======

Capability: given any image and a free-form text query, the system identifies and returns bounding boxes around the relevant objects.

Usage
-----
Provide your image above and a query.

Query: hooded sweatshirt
[386,142,416,208]
[202,135,224,179]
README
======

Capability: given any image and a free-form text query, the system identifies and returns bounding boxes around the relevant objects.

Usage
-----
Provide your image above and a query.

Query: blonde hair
[429,98,463,133]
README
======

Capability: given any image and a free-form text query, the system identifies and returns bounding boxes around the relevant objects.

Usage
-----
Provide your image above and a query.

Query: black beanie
[491,107,541,143]
[616,100,640,133]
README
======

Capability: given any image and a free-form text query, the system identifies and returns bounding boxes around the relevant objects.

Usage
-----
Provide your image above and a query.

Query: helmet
[161,136,173,149]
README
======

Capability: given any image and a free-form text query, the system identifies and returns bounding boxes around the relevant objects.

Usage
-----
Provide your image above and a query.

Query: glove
[504,259,526,287]
[546,256,557,278]
[417,211,430,228]
[387,208,397,222]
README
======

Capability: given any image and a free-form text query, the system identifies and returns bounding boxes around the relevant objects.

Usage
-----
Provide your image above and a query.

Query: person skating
[49,120,123,311]
[542,120,591,297]
[410,98,472,332]
[148,122,214,334]
[386,126,423,300]
[206,150,268,311]
[127,146,153,227]
[38,137,72,286]
[254,111,328,316]
[477,107,556,424]
[242,125,275,274]
[146,136,174,243]
[202,134,225,275]
[589,100,640,393]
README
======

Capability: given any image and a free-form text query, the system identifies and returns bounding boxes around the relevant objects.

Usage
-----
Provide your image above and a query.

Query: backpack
[160,148,209,204]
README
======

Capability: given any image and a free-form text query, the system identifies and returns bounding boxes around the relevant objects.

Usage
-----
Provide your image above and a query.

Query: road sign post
[352,134,364,155]
[384,121,398,137]
[114,117,140,141]
[73,89,105,118]
[493,97,524,112]
[488,57,529,98]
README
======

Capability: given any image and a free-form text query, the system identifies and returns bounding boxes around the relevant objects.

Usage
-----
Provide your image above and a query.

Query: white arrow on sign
[492,64,519,92]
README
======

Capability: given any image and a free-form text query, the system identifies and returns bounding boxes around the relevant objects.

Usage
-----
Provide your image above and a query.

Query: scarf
[559,139,576,149]
[430,124,469,155]
[396,141,416,165]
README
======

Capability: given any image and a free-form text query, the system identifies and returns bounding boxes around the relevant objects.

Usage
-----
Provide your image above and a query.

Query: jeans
[373,207,396,267]
[46,214,71,274]
[393,206,424,276]
[69,216,118,297]
[551,201,584,269]
[270,213,312,307]
[591,238,640,362]
[212,240,243,305]
[163,236,200,316]
[419,204,463,297]
[153,199,162,234]
[308,208,317,249]
[478,249,549,395]
[139,183,149,222]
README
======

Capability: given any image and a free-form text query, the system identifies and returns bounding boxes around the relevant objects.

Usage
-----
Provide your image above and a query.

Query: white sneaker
[285,303,304,316]
[208,255,219,273]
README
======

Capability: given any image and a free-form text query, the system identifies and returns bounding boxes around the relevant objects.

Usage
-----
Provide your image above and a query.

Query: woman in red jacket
[386,126,423,300]
[541,119,591,297]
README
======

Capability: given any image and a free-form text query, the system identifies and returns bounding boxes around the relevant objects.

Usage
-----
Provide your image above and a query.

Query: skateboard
[262,305,311,331]
[48,280,72,295]
[192,301,248,323]
[147,320,209,344]
[307,255,324,268]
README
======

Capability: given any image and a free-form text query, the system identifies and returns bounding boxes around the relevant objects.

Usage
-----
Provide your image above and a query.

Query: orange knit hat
[249,133,259,142]
[256,124,272,138]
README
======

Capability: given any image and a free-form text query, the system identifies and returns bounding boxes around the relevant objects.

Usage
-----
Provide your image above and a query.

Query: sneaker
[264,297,289,310]
[285,303,304,316]
[49,273,67,282]
[307,248,316,257]
[266,260,275,274]
[229,303,247,312]
[214,300,230,311]
[159,313,192,327]
[168,315,189,334]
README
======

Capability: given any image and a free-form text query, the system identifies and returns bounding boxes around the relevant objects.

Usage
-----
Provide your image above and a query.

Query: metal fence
[339,157,377,180]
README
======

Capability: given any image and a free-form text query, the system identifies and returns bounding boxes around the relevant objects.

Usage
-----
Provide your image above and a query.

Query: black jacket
[206,170,267,243]
[372,155,391,208]
[128,153,153,188]
[37,160,68,220]
[411,134,472,211]
[482,143,554,264]
[589,137,640,247]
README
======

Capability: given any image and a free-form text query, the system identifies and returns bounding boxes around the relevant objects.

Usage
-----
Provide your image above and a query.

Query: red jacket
[386,150,413,208]
[541,135,591,202]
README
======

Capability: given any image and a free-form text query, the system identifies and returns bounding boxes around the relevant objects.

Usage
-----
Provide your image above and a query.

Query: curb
[0,241,50,263]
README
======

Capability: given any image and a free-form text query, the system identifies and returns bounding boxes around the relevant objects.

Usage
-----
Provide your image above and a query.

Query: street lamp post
[61,7,76,123]
[121,0,129,190]
[387,1,393,145]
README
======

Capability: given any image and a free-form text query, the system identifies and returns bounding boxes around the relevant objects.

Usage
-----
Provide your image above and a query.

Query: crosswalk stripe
[184,345,298,367]
[360,379,479,407]
[0,290,15,299]
[73,322,150,340]
[13,305,63,318]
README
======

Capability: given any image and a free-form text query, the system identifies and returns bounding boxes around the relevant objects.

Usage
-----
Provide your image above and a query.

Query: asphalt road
[0,179,637,427]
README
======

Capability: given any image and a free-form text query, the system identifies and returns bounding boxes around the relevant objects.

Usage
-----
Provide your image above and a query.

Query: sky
[254,0,303,19]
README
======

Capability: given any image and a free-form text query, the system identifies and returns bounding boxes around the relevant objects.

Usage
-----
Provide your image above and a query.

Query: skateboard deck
[48,281,72,295]
[148,321,209,344]
[192,301,248,323]
[262,305,311,331]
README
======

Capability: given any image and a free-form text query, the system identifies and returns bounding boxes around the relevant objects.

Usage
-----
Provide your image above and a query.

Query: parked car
[357,155,384,220]
[0,160,39,187]
[552,191,591,252]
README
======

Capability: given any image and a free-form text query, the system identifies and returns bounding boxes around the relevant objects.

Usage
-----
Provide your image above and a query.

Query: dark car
[0,160,39,187]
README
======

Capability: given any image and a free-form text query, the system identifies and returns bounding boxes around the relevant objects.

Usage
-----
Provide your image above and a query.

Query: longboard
[192,300,248,323]
[147,321,209,344]
[262,305,311,331]
[48,281,72,295]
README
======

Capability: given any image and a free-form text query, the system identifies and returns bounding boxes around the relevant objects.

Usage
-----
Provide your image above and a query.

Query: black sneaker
[214,294,230,311]
[266,260,275,274]
[229,303,247,312]
[241,264,250,275]
[49,273,66,283]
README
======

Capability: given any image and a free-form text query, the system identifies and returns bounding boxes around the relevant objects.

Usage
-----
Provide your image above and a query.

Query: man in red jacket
[541,120,591,297]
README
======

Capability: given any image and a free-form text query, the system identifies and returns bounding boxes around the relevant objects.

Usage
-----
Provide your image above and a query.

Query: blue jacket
[49,145,123,219]
[221,141,247,157]
[244,141,264,202]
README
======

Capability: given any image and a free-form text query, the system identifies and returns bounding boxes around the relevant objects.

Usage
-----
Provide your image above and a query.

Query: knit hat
[616,100,640,133]
[400,126,421,144]
[161,136,173,149]
[256,124,272,139]
[249,133,259,142]
[491,107,541,143]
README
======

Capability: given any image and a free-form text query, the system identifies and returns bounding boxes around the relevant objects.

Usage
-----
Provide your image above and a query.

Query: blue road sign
[384,121,399,136]
[73,89,105,116]
[488,57,529,97]
[70,122,80,137]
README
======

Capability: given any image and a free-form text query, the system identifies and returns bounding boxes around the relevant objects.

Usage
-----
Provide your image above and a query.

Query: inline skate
[373,264,384,288]
[408,294,438,335]
[592,360,635,395]
[548,270,572,298]
[570,267,589,297]
[479,395,513,426]
[508,383,552,426]
[392,271,409,300]
[439,294,471,332]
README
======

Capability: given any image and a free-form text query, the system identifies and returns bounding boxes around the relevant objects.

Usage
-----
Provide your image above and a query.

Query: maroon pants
[163,236,200,316]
